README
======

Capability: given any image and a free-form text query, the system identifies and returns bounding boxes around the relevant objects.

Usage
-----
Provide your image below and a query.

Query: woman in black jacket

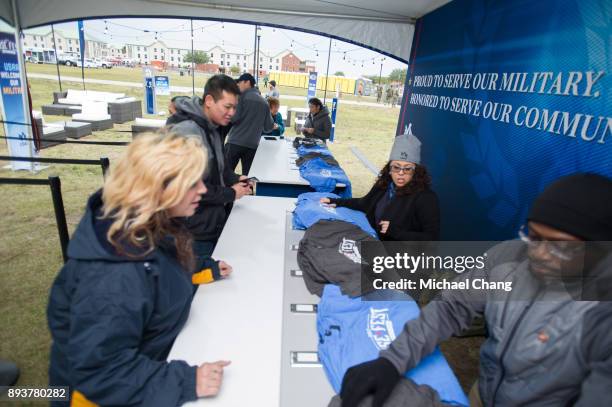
[302,97,332,142]
[321,134,439,241]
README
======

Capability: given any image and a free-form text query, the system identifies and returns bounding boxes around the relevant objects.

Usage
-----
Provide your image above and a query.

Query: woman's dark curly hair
[373,162,432,196]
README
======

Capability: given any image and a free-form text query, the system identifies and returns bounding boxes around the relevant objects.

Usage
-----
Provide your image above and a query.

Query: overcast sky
[43,18,407,79]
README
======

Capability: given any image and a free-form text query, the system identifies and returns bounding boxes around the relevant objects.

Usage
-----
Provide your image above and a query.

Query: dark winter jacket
[304,106,332,141]
[330,184,440,241]
[47,191,199,406]
[227,87,275,149]
[381,241,612,406]
[169,96,241,241]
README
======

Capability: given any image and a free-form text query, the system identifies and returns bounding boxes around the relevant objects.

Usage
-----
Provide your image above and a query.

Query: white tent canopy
[0,0,450,61]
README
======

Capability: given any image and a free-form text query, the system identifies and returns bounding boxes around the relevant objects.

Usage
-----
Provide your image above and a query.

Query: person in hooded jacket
[48,132,233,407]
[302,97,332,142]
[339,173,612,407]
[321,133,439,241]
[168,74,252,263]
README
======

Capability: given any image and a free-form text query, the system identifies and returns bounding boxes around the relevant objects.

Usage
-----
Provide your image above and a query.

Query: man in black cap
[340,173,612,407]
[225,73,275,175]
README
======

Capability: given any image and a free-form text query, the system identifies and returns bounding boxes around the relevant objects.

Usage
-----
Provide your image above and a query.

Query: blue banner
[307,71,317,104]
[154,75,170,96]
[330,97,338,142]
[0,31,32,170]
[77,20,85,65]
[144,77,155,114]
[397,0,611,240]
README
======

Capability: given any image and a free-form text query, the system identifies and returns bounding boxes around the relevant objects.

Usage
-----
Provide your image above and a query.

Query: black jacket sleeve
[199,182,236,205]
[313,115,331,140]
[331,185,379,212]
[385,191,440,241]
[66,264,198,406]
[262,109,275,133]
[222,159,242,186]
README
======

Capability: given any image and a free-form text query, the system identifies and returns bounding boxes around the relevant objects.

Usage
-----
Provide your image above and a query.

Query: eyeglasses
[390,165,416,174]
[518,225,584,261]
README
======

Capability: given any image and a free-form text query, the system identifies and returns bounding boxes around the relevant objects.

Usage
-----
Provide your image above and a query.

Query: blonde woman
[48,132,231,407]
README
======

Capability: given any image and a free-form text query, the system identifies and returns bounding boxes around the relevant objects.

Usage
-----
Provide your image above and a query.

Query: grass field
[24,62,381,103]
[0,74,397,398]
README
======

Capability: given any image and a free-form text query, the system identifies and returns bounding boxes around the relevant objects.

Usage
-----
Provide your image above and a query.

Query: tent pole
[51,24,62,92]
[10,0,35,170]
[323,37,331,104]
[252,25,257,76]
[190,19,195,96]
[256,30,261,85]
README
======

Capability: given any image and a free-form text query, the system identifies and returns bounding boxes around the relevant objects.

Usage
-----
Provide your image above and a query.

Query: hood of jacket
[314,105,330,118]
[172,96,220,133]
[67,190,155,262]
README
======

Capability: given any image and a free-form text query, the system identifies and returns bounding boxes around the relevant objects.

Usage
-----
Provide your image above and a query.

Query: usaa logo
[338,237,361,264]
[367,307,396,350]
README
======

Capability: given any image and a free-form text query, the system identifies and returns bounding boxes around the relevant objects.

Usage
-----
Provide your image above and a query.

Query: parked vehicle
[75,58,99,68]
[94,58,113,69]
[58,53,79,66]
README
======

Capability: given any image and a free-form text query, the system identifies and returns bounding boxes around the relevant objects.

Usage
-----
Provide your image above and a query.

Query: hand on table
[196,360,231,397]
[232,182,252,200]
[319,197,336,207]
[218,261,233,277]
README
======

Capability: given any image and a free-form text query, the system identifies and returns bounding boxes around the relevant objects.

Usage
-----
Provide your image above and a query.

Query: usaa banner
[397,0,611,240]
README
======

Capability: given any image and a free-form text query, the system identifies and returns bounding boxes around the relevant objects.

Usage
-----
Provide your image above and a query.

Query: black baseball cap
[236,73,256,86]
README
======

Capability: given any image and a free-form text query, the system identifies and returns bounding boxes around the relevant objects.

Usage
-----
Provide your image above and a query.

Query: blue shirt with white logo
[293,192,377,237]
[318,285,468,406]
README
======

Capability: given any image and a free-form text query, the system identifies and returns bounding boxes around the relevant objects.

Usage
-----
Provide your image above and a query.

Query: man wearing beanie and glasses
[340,173,612,407]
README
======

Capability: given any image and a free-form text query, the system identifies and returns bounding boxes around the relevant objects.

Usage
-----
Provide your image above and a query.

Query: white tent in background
[0,0,451,62]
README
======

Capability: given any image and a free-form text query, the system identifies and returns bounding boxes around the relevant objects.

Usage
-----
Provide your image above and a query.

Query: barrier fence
[1,154,111,261]
[0,155,110,177]
[0,176,69,262]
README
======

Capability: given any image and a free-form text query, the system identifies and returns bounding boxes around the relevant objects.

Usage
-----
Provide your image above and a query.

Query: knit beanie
[528,173,612,241]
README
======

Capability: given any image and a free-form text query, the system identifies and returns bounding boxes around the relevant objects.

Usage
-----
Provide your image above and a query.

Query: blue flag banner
[0,31,33,170]
[307,71,317,104]
[397,0,611,240]
[330,97,338,142]
[143,67,156,114]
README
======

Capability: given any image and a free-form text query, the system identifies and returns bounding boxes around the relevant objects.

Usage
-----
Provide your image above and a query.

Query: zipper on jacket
[490,287,542,405]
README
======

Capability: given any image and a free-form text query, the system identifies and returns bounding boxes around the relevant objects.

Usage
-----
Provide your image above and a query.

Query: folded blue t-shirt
[317,285,468,406]
[293,192,377,237]
[299,157,352,198]
[297,144,332,157]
